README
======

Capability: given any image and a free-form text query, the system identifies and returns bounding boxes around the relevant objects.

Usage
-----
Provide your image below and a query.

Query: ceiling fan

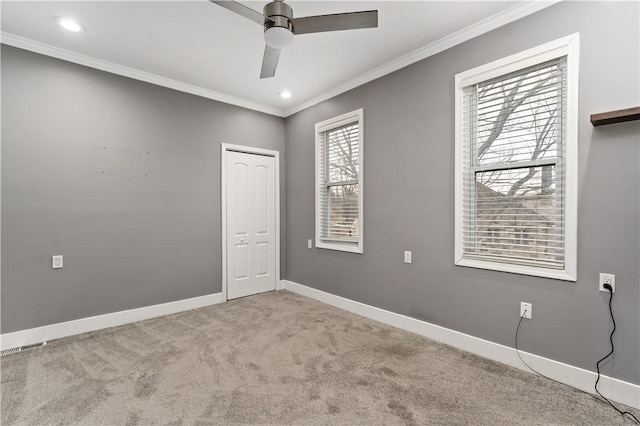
[210,0,378,79]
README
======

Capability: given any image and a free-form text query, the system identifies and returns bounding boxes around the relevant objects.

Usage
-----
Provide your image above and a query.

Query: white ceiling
[1,1,552,116]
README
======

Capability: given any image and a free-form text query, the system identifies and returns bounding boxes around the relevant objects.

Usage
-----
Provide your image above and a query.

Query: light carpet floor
[2,290,638,425]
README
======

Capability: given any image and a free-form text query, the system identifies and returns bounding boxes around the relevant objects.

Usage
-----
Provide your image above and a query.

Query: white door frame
[221,143,281,301]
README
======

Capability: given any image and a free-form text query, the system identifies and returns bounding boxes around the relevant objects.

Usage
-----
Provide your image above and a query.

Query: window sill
[316,240,363,254]
[455,257,576,282]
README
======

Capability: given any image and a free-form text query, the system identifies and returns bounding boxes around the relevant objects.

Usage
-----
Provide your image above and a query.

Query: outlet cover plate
[599,273,615,293]
[520,302,532,319]
[52,255,63,269]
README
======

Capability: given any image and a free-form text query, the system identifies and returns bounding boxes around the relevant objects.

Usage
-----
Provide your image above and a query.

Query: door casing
[221,143,281,301]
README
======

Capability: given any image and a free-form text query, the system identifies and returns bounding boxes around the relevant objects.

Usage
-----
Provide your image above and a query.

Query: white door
[226,151,276,299]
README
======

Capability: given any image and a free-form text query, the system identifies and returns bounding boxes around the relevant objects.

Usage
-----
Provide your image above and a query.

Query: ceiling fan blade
[291,10,378,35]
[260,45,281,79]
[209,1,271,26]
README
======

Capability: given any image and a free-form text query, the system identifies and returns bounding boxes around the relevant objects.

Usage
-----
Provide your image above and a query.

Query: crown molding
[0,32,286,117]
[282,0,561,117]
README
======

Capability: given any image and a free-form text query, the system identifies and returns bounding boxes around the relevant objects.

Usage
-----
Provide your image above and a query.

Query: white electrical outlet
[520,302,532,319]
[599,273,615,293]
[307,239,313,249]
[52,255,63,269]
[404,251,412,264]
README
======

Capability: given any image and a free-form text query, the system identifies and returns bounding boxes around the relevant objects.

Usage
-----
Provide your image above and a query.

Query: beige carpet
[2,290,638,425]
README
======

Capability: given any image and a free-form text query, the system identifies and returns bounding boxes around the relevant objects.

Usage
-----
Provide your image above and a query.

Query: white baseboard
[282,280,640,410]
[0,293,224,351]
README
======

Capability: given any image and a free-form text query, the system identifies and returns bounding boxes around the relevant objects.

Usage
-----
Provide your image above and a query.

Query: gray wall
[285,1,640,384]
[1,45,285,333]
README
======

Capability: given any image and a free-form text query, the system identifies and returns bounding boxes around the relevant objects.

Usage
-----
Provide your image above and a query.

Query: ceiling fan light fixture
[264,26,294,49]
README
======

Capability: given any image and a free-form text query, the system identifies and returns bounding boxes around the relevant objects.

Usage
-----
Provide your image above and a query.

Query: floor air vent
[1,341,47,356]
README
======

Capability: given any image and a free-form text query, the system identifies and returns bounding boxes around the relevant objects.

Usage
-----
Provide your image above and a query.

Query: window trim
[315,108,364,254]
[454,33,579,281]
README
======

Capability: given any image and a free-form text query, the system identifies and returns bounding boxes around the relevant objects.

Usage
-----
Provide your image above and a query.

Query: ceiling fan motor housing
[264,0,293,30]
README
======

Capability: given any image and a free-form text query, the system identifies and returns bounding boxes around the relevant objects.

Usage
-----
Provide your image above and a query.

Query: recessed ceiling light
[279,91,292,99]
[57,17,85,33]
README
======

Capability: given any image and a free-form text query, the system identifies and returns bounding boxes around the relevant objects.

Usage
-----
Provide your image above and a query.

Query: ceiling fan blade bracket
[265,16,292,32]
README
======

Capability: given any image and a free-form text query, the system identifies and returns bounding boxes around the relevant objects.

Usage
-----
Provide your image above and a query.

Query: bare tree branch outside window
[324,124,359,240]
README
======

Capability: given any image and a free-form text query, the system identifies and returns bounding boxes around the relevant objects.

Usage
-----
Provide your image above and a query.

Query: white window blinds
[461,58,567,270]
[315,109,363,253]
[451,28,584,283]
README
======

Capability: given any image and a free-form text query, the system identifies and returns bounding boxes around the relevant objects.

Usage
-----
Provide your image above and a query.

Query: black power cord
[594,284,639,424]
[515,301,639,425]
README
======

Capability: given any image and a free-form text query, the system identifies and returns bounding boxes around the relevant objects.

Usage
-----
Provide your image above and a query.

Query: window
[315,109,364,253]
[514,229,529,246]
[455,34,579,281]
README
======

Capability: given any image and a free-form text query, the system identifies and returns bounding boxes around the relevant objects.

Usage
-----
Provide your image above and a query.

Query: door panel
[226,151,276,300]
[256,242,269,276]
[234,244,249,280]
[255,165,269,234]
[234,163,250,235]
